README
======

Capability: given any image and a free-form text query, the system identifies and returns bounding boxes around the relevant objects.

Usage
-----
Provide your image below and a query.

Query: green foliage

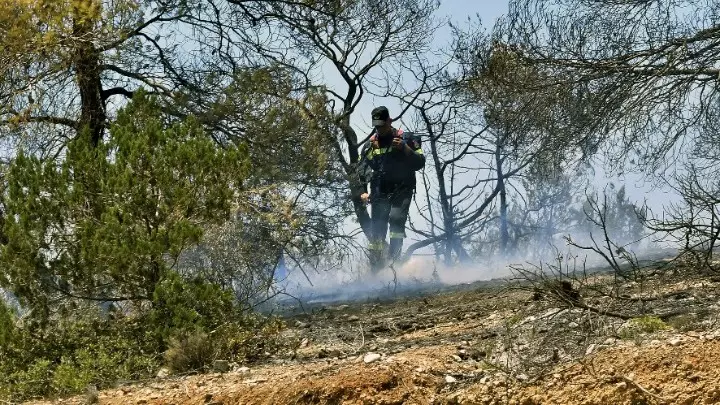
[0,307,161,401]
[0,91,294,401]
[0,299,14,347]
[618,316,669,340]
[0,90,251,318]
[147,271,237,341]
[153,272,289,373]
[0,277,288,401]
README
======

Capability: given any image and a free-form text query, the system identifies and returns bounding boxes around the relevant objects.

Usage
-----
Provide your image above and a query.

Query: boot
[389,238,403,263]
[368,240,387,274]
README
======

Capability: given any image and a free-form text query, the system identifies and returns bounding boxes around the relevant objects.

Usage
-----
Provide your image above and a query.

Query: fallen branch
[354,322,366,354]
[615,375,668,404]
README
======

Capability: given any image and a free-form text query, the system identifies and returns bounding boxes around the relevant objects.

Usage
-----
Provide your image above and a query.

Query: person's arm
[394,135,425,170]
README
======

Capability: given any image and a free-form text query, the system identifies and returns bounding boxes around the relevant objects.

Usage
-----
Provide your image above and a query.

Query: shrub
[0,307,161,401]
[0,274,289,401]
[618,316,669,339]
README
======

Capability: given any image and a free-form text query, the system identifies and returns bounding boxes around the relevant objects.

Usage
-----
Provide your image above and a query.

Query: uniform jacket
[357,128,425,196]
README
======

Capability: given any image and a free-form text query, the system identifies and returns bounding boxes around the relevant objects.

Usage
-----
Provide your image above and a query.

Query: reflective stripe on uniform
[389,231,405,239]
[366,146,423,160]
[365,147,392,160]
[368,241,385,251]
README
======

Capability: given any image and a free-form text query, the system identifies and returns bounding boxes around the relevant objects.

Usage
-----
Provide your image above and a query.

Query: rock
[616,381,627,389]
[348,315,360,322]
[415,367,424,373]
[603,337,617,345]
[669,338,683,346]
[243,377,268,385]
[156,367,170,378]
[568,322,579,329]
[213,360,230,373]
[300,338,310,348]
[650,340,662,346]
[295,320,308,328]
[318,348,342,358]
[85,385,99,404]
[516,373,529,381]
[480,376,491,384]
[452,355,463,362]
[585,344,597,355]
[364,353,382,363]
[445,375,457,383]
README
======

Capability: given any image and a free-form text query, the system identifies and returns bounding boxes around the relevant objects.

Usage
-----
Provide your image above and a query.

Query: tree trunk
[72,0,105,147]
[339,115,373,238]
[426,133,459,265]
[496,144,509,256]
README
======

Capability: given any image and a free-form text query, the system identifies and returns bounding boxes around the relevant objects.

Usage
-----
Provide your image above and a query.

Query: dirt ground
[25,263,720,405]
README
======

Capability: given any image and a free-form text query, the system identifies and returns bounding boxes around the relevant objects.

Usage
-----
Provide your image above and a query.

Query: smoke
[269,255,507,306]
[269,251,547,307]
[267,230,679,309]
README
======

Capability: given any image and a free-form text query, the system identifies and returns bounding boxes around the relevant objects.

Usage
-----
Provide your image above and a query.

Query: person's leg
[369,195,391,273]
[388,191,412,262]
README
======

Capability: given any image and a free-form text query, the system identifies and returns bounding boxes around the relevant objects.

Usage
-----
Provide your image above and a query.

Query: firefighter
[357,106,425,273]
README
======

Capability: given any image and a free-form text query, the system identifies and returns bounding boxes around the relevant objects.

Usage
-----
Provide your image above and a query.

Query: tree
[0,91,298,320]
[498,0,720,176]
[425,24,588,260]
[222,0,442,240]
[0,0,348,285]
[376,19,591,265]
[1,0,185,149]
[0,1,335,160]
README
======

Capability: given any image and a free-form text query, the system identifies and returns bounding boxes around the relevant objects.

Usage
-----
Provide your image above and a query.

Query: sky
[359,1,509,128]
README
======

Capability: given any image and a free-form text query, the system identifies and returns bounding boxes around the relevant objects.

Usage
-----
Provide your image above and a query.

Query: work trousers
[368,190,412,273]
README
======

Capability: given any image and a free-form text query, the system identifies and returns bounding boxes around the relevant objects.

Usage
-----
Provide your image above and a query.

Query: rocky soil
[25,262,720,405]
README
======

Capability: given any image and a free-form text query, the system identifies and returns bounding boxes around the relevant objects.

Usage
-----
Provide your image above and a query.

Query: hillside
[26,261,720,405]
